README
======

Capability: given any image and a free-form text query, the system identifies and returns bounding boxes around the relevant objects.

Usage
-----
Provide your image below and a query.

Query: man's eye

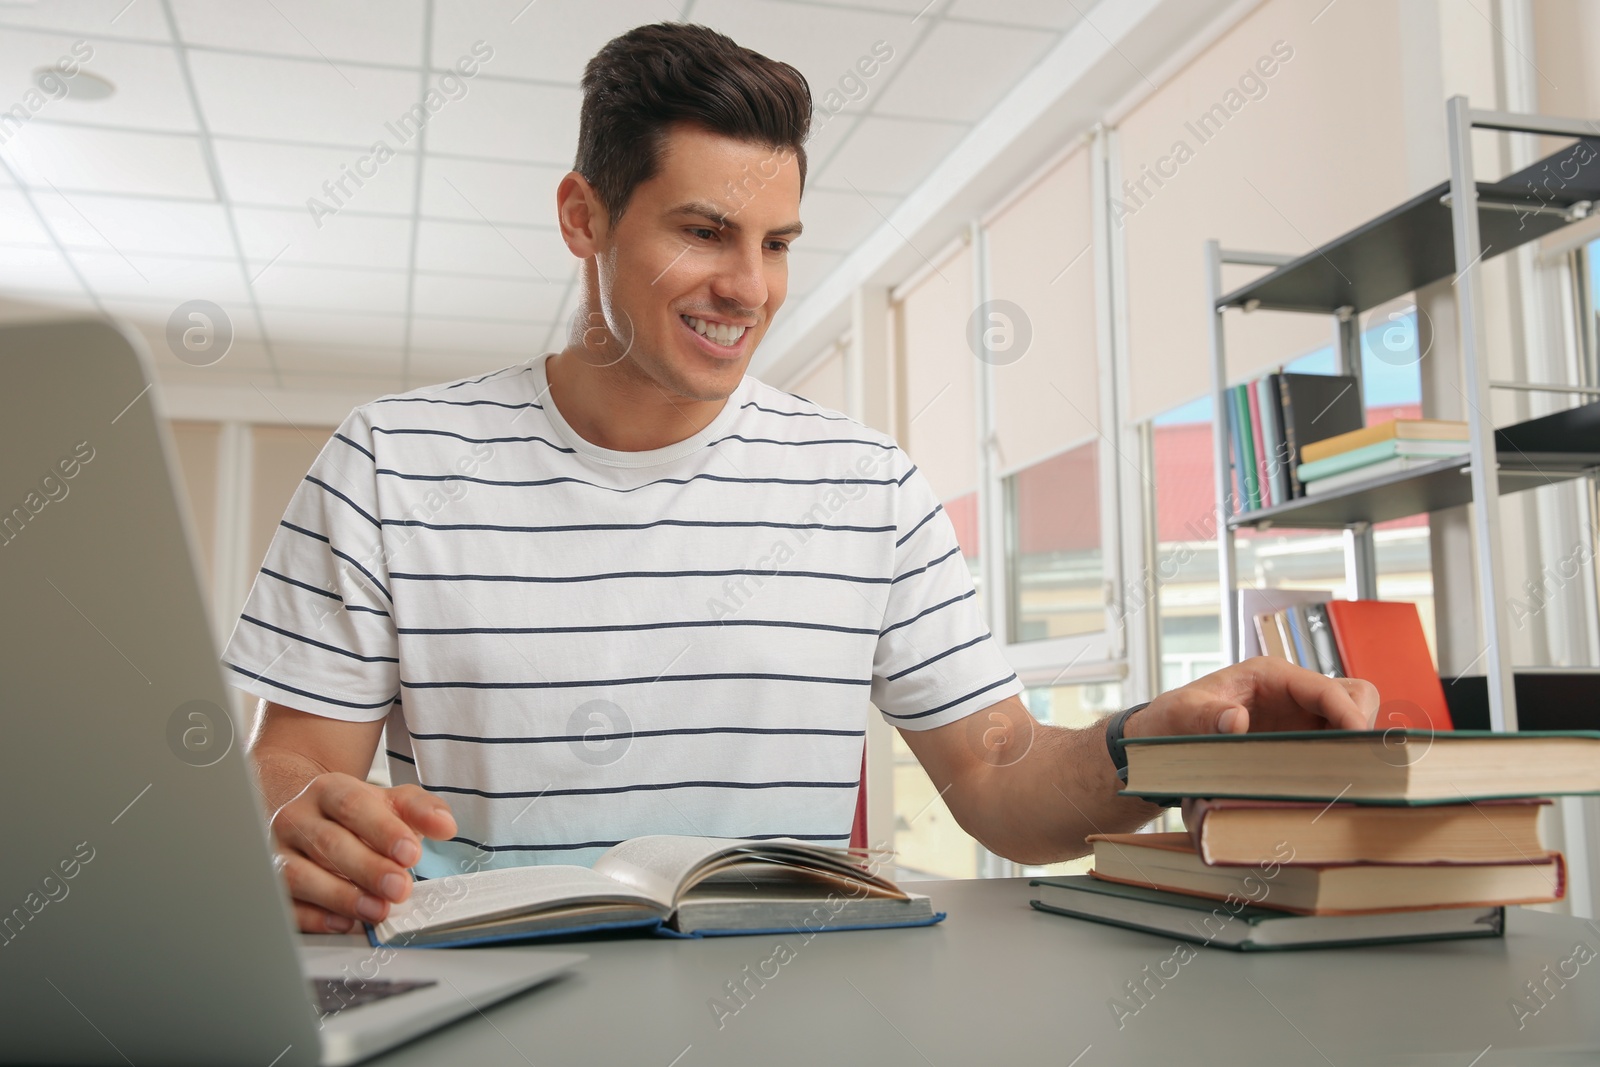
[767,241,790,253]
[689,227,717,240]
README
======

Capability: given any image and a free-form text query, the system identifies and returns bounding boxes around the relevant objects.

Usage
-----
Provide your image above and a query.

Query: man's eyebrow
[667,201,803,238]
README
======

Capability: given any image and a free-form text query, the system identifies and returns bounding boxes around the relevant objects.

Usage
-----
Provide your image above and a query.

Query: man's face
[590,122,803,402]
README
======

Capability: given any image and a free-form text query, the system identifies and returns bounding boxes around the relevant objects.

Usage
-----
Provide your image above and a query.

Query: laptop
[0,319,583,1066]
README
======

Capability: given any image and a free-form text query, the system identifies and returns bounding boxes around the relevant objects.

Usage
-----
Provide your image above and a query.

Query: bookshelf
[1204,97,1600,733]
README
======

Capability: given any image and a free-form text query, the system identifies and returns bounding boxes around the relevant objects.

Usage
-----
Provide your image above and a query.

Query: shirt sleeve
[220,406,400,722]
[871,452,1023,730]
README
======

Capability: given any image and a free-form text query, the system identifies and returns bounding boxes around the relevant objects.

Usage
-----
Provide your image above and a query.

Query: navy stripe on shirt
[379,516,895,537]
[451,831,852,854]
[401,671,872,691]
[240,613,399,664]
[880,673,1021,721]
[374,469,900,492]
[408,725,865,744]
[397,618,878,637]
[429,779,860,800]
[388,566,895,586]
[224,661,398,710]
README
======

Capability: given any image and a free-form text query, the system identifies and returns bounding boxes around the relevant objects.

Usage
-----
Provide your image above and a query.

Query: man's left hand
[1126,657,1380,741]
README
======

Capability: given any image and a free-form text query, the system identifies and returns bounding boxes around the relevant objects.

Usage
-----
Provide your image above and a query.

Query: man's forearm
[946,718,1165,865]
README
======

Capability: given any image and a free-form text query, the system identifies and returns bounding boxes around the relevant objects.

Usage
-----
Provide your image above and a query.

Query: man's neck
[544,347,731,453]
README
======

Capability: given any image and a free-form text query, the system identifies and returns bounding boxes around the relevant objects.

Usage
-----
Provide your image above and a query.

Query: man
[227,22,1378,935]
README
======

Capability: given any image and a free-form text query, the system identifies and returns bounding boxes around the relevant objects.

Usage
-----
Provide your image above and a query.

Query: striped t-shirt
[222,352,1023,878]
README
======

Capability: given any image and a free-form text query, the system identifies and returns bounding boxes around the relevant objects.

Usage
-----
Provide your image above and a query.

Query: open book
[370,836,940,947]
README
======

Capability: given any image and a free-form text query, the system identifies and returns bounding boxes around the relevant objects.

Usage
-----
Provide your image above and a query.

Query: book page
[592,836,747,902]
[374,864,667,943]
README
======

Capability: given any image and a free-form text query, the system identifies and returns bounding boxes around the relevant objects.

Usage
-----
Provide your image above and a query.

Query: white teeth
[682,315,746,346]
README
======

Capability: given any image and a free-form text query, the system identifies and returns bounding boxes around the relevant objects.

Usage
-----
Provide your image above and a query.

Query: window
[1005,441,1104,642]
[1016,680,1124,879]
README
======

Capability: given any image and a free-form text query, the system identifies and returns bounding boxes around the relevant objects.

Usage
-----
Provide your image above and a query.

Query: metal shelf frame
[1206,96,1600,734]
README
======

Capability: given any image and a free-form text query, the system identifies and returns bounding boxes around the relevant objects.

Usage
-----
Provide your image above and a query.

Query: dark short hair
[575,22,812,222]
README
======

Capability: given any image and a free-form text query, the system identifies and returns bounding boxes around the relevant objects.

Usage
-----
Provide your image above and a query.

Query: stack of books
[1250,597,1451,732]
[1227,371,1363,513]
[1030,730,1599,950]
[1296,418,1469,497]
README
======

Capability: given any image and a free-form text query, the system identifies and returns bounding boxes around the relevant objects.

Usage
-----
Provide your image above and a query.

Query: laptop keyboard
[311,977,437,1016]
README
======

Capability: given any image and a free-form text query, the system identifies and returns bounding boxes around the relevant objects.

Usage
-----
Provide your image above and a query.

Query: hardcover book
[368,836,940,948]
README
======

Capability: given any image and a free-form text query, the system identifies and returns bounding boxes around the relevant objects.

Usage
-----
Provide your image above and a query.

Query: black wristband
[1103,702,1150,783]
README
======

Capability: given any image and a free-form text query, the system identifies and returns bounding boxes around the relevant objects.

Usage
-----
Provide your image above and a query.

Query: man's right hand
[268,773,457,934]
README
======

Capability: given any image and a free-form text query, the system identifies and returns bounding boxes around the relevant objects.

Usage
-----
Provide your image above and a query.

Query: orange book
[1324,600,1452,732]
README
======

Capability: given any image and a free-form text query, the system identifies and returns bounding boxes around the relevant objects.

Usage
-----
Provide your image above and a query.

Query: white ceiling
[0,0,1081,399]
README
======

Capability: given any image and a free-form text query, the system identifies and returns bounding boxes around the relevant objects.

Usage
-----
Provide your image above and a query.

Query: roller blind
[985,143,1099,474]
[250,424,334,576]
[896,243,977,502]
[169,420,220,595]
[1117,0,1409,423]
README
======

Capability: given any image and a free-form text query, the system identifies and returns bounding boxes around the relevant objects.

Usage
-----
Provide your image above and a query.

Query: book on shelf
[368,836,939,948]
[1237,587,1333,659]
[1303,455,1462,496]
[1247,381,1270,508]
[1256,377,1291,506]
[1300,418,1469,464]
[1297,438,1469,483]
[1028,875,1505,951]
[1324,599,1450,730]
[1083,832,1564,915]
[1228,372,1364,511]
[1117,729,1600,805]
[1253,598,1446,726]
[1183,797,1549,866]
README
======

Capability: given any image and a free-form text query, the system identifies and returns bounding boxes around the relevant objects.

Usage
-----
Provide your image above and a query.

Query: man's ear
[556,171,610,259]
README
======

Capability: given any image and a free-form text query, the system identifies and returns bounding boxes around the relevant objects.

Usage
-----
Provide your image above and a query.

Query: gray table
[336,878,1600,1066]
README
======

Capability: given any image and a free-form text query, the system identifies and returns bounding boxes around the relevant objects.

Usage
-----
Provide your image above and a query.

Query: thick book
[1086,832,1564,914]
[1297,438,1468,482]
[368,836,941,948]
[1256,376,1290,506]
[1324,599,1451,731]
[1300,418,1469,464]
[1277,372,1364,498]
[1184,797,1549,866]
[1117,729,1600,804]
[1303,456,1459,496]
[1029,875,1505,951]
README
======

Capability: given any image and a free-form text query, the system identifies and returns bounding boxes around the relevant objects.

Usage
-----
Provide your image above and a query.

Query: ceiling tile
[812,114,967,196]
[414,218,570,280]
[408,350,526,383]
[32,190,233,256]
[186,50,425,146]
[794,184,900,252]
[408,316,551,355]
[424,77,580,166]
[872,19,1057,123]
[693,0,911,111]
[410,273,567,322]
[430,0,680,84]
[99,296,265,343]
[213,138,418,213]
[946,0,1084,31]
[260,307,407,348]
[419,155,565,226]
[272,343,404,376]
[0,123,214,197]
[0,245,83,292]
[233,205,413,268]
[68,248,250,302]
[0,31,195,132]
[250,263,410,315]
[170,0,427,67]
[0,0,174,43]
[783,246,845,301]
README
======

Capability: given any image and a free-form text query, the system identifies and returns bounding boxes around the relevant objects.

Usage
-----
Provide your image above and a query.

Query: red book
[1324,600,1453,732]
[1246,382,1270,507]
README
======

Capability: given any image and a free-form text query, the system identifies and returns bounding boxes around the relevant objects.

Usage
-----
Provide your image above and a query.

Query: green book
[1029,875,1505,951]
[1115,729,1600,805]
[1233,385,1260,510]
[1296,437,1468,481]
